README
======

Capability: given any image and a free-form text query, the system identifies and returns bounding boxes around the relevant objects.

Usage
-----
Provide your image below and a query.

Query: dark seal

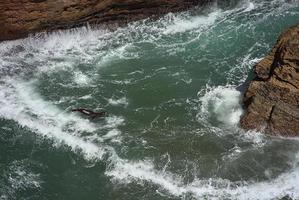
[71,108,107,119]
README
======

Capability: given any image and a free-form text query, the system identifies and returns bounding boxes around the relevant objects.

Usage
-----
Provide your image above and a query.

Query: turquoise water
[0,1,299,199]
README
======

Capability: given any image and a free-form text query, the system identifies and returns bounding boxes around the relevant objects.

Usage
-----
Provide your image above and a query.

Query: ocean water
[0,0,299,199]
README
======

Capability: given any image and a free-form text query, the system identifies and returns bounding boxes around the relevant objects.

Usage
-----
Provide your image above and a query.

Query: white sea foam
[103,129,121,140]
[106,159,186,196]
[163,10,220,35]
[73,71,91,85]
[106,155,299,199]
[108,97,129,107]
[79,94,93,100]
[8,164,41,191]
[241,130,267,147]
[222,145,243,161]
[198,85,243,127]
[98,43,139,67]
[0,160,42,199]
[103,116,125,129]
[242,1,255,12]
[0,0,298,199]
[0,79,105,160]
[26,26,109,60]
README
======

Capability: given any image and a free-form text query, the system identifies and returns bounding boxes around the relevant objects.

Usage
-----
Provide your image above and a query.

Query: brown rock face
[240,24,299,136]
[0,0,211,41]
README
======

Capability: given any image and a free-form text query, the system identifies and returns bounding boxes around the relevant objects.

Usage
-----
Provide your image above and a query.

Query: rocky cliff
[240,24,299,136]
[0,0,211,41]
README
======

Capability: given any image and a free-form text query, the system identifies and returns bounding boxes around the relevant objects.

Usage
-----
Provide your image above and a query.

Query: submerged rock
[240,24,299,136]
[0,0,212,41]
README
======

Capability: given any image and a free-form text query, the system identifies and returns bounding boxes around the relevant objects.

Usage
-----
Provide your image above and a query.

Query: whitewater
[0,0,299,199]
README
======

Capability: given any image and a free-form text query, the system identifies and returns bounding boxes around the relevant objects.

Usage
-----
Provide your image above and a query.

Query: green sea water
[0,1,299,199]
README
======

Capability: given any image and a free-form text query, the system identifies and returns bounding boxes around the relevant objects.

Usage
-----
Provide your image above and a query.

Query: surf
[0,0,299,199]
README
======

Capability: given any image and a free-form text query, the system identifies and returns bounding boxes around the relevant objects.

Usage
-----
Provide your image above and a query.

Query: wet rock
[0,0,212,41]
[240,24,299,136]
[279,195,293,200]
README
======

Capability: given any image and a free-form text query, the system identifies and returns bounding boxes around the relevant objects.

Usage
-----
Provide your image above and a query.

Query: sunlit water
[0,0,299,199]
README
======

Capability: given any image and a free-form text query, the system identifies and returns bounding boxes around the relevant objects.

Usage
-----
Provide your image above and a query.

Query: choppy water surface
[0,1,299,199]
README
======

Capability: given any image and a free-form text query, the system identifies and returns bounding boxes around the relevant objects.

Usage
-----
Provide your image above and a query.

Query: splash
[163,10,221,34]
[198,85,243,127]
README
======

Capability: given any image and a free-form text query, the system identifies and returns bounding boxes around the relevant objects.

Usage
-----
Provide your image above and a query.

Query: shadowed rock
[240,24,299,136]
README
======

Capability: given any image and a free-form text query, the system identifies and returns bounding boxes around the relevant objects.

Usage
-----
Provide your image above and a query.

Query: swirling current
[0,0,299,199]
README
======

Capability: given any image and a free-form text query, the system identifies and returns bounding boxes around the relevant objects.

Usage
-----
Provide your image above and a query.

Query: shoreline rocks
[0,0,212,41]
[240,24,299,136]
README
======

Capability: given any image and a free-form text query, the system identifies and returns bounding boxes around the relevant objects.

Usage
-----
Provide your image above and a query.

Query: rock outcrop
[240,24,299,136]
[0,0,211,41]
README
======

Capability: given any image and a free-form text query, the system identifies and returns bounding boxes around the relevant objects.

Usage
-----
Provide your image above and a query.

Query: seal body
[71,108,107,119]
